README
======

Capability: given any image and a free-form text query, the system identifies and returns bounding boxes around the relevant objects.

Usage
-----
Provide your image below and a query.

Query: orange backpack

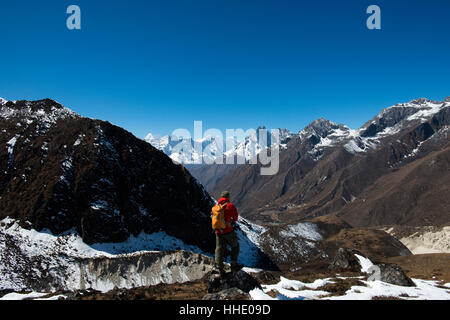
[211,202,232,230]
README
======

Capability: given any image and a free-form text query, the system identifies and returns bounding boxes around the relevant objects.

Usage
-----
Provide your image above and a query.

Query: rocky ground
[2,249,449,301]
[3,212,449,300]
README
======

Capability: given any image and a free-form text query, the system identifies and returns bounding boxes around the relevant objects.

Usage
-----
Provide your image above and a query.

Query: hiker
[212,191,243,276]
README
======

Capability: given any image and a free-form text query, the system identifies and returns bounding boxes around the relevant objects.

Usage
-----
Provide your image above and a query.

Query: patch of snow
[406,101,447,122]
[354,254,374,273]
[34,294,66,300]
[0,292,49,300]
[344,139,365,154]
[248,288,278,300]
[403,141,425,159]
[251,273,450,300]
[73,134,85,146]
[41,141,49,152]
[250,276,334,300]
[61,157,73,170]
[89,231,209,256]
[241,267,264,273]
[279,222,322,241]
[6,135,19,156]
[326,278,450,300]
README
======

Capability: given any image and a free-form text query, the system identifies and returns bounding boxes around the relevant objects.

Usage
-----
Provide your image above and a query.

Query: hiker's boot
[231,262,244,273]
[214,264,227,277]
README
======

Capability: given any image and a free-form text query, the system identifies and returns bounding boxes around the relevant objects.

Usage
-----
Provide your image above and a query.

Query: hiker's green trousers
[215,230,239,269]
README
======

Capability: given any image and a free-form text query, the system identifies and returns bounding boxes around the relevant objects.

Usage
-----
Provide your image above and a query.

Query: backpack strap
[221,202,233,227]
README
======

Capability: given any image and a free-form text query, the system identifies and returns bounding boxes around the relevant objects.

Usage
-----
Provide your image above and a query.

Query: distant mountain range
[145,127,292,165]
[147,97,450,228]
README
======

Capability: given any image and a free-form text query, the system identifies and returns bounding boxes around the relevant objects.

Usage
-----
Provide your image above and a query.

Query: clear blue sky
[1,0,449,138]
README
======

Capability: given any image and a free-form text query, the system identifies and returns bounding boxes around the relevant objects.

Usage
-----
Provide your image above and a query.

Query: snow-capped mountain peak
[145,133,222,164]
[299,118,349,139]
[360,98,449,139]
[293,97,449,158]
[340,97,450,155]
[146,127,293,164]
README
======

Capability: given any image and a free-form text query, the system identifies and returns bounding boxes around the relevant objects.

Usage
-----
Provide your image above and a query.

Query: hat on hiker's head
[221,191,230,198]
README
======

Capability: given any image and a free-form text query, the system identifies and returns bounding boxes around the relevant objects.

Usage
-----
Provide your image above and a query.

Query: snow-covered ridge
[0,216,266,293]
[0,217,208,260]
[297,119,358,159]
[235,217,268,267]
[0,217,213,292]
[304,97,449,157]
[370,98,448,127]
[0,99,80,125]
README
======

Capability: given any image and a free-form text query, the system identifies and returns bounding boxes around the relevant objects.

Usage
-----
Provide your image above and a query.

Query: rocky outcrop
[78,251,215,292]
[328,248,361,272]
[327,249,415,287]
[202,287,251,300]
[206,270,262,294]
[376,263,415,287]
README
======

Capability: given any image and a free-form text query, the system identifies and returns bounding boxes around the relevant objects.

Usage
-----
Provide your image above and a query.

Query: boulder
[202,288,251,300]
[251,270,279,285]
[376,263,416,287]
[328,248,361,271]
[207,270,262,294]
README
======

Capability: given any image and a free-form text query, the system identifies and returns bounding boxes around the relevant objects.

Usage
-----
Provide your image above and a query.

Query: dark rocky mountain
[0,98,215,252]
[205,98,450,227]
